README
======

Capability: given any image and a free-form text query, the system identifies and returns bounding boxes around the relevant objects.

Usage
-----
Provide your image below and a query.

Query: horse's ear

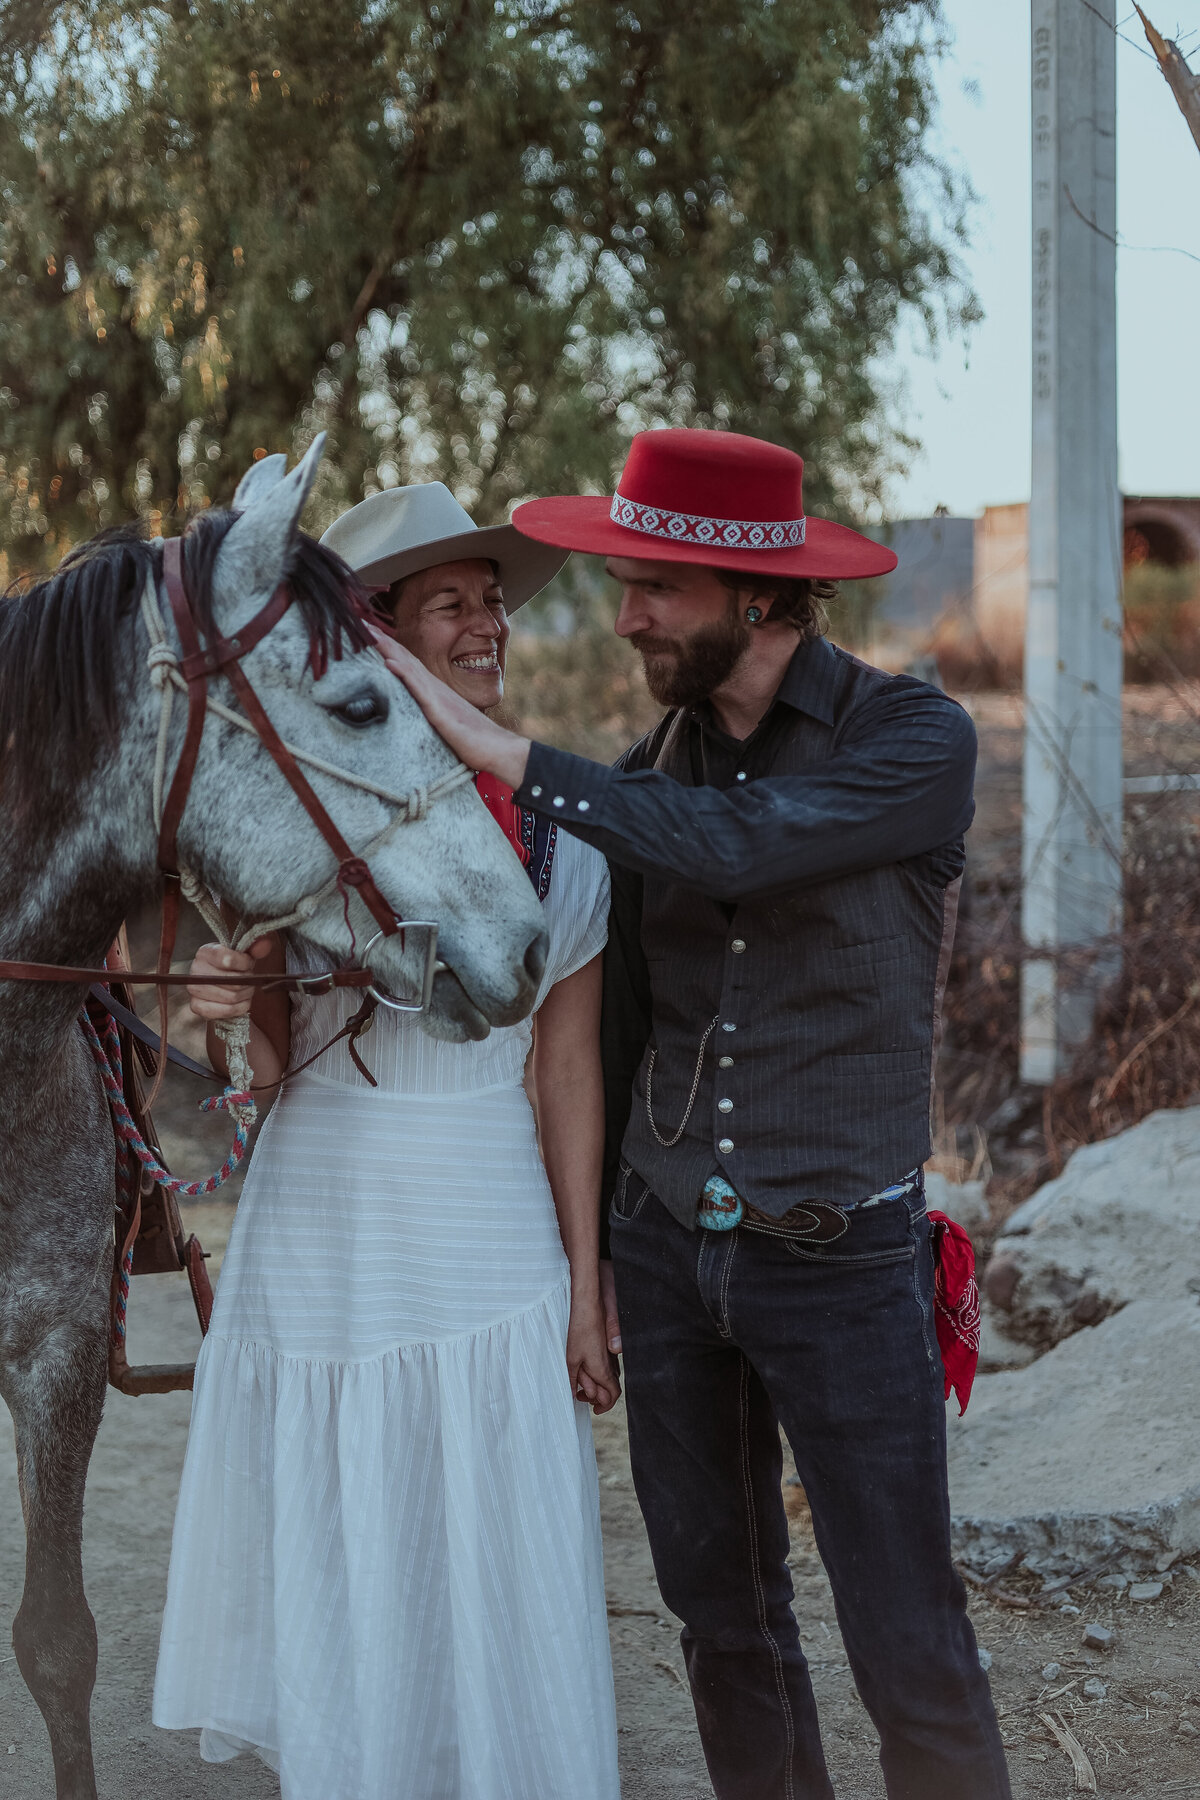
[232,452,289,512]
[214,434,327,603]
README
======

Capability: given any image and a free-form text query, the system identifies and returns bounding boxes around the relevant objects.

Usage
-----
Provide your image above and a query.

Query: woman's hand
[186,937,277,1023]
[567,1287,622,1416]
[365,621,533,787]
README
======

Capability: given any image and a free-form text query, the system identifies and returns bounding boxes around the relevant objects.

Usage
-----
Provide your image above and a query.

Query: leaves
[0,0,969,575]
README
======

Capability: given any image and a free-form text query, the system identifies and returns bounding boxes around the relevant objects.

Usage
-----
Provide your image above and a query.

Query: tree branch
[1135,4,1200,156]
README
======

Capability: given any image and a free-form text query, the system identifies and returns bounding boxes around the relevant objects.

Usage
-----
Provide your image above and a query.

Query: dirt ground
[2,1199,1198,1798]
[5,688,1200,1796]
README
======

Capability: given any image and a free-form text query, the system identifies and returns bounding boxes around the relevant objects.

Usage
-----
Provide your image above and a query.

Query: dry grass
[941,789,1200,1215]
[504,616,661,765]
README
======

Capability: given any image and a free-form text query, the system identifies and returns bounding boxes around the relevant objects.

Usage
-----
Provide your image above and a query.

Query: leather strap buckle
[741,1202,850,1243]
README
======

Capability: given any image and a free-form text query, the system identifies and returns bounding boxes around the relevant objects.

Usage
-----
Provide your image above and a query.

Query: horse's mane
[0,512,372,798]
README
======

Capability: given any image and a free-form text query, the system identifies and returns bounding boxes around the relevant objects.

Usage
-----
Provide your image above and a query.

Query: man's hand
[599,1259,622,1357]
[366,622,533,789]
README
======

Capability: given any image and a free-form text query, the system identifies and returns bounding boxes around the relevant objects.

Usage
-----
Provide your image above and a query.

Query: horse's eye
[332,690,387,727]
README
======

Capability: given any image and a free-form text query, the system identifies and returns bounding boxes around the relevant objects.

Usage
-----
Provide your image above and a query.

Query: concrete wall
[873,516,975,631]
[974,503,1031,676]
[966,497,1200,679]
[860,515,975,668]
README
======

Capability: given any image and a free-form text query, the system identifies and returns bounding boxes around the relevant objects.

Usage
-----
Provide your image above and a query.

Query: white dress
[153,829,619,1800]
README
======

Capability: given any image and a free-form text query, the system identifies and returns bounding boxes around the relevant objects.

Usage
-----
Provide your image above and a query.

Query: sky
[886,0,1200,520]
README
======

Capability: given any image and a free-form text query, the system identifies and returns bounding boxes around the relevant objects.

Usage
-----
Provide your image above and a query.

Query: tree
[0,0,972,573]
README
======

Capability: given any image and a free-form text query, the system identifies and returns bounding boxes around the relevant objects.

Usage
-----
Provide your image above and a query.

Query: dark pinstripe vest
[620,698,964,1222]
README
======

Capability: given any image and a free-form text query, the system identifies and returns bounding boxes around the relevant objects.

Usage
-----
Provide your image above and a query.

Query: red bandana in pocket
[928,1211,981,1415]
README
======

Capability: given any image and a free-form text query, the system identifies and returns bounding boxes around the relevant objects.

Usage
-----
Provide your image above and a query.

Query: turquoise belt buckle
[698,1174,745,1231]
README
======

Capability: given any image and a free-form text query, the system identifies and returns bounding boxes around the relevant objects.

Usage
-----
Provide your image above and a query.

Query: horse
[0,436,547,1800]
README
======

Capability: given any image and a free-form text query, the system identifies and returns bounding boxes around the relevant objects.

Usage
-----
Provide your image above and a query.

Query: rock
[983,1106,1200,1349]
[1180,1563,1200,1583]
[1180,1721,1199,1737]
[977,1311,1039,1375]
[1058,1601,1081,1616]
[924,1173,990,1242]
[982,1548,1017,1575]
[983,1253,1021,1312]
[1129,1581,1165,1602]
[1082,1624,1115,1651]
[1156,1549,1181,1571]
[1098,1573,1128,1590]
[1042,1661,1062,1682]
[1150,1688,1172,1705]
[1083,1677,1108,1700]
[977,1645,992,1672]
[949,1298,1200,1577]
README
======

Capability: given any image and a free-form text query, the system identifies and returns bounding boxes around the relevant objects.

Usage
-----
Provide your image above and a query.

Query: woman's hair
[714,568,835,641]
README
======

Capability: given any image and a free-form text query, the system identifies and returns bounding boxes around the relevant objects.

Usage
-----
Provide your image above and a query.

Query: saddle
[94,927,214,1397]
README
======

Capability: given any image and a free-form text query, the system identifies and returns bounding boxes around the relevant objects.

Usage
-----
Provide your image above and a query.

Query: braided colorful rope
[80,1006,256,1202]
[82,1003,255,1349]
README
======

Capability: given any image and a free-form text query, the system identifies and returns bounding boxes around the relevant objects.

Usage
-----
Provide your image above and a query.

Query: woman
[153,484,621,1800]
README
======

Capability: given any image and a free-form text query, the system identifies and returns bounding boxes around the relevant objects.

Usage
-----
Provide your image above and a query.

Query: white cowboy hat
[319,482,568,610]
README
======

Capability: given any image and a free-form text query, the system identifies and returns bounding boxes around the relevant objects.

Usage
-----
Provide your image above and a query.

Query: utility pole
[1020,0,1123,1084]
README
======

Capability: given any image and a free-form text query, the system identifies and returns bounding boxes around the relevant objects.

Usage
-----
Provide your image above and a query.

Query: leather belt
[740,1201,849,1243]
[696,1169,921,1239]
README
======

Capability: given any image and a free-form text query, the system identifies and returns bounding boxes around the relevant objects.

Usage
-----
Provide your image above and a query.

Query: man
[375,427,1011,1800]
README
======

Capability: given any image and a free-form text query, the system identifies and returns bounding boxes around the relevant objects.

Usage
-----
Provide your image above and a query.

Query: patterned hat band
[610,490,807,551]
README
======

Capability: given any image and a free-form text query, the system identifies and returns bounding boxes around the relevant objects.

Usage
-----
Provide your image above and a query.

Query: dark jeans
[609,1168,1011,1800]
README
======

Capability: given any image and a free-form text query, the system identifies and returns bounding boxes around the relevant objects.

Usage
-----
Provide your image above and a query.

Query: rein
[141,537,471,1105]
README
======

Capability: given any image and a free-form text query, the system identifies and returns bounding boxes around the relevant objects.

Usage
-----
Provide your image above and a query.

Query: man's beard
[632,602,751,709]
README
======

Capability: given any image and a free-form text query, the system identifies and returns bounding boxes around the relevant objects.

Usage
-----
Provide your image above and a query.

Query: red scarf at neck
[475,772,531,868]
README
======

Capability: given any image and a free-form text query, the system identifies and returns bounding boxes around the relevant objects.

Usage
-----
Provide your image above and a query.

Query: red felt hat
[511,428,897,581]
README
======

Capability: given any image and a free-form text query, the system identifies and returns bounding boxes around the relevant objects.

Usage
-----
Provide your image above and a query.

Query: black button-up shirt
[515,635,975,1249]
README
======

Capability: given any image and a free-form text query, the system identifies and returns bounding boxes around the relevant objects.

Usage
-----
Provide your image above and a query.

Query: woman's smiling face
[381,557,509,711]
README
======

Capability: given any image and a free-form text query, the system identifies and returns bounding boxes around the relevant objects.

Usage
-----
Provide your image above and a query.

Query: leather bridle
[0,533,475,1101]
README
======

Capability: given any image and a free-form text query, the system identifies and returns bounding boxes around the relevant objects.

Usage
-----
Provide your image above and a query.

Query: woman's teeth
[452,653,499,671]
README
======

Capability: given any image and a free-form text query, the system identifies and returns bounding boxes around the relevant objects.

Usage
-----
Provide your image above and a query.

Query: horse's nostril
[524,928,549,987]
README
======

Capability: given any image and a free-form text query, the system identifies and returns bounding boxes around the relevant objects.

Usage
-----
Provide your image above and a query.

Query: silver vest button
[717,1098,733,1113]
[718,1056,733,1068]
[718,1137,735,1154]
[730,938,746,954]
